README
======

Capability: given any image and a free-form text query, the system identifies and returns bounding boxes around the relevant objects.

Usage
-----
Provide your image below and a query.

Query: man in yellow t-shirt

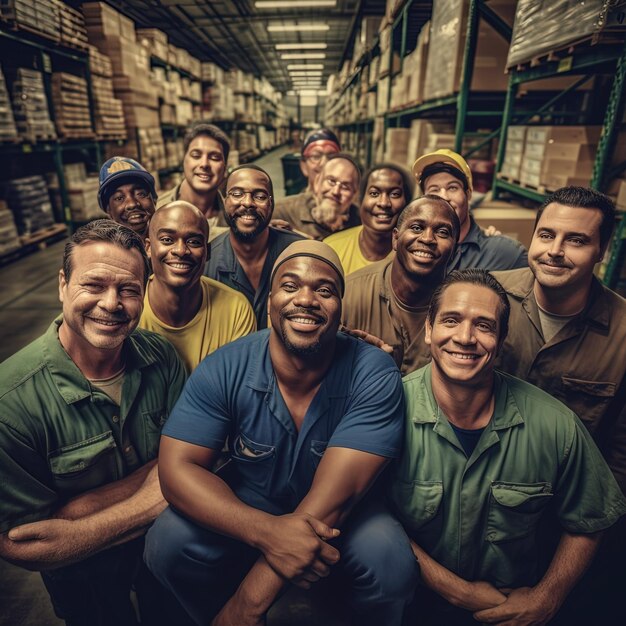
[140,201,256,372]
[325,163,414,275]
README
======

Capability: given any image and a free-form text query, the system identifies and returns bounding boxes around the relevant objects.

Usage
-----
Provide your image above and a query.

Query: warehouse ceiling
[94,0,388,93]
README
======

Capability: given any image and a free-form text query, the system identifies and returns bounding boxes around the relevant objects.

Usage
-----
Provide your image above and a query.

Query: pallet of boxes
[48,162,105,224]
[89,45,127,140]
[83,1,164,173]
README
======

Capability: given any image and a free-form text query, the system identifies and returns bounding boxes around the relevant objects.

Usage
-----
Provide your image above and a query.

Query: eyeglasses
[322,176,353,194]
[226,189,271,203]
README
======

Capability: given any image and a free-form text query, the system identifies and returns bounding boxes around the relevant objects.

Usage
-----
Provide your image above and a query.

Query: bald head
[146,201,210,289]
[150,201,209,239]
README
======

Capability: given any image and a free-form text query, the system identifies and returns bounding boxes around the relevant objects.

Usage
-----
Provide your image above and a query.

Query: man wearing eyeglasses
[204,165,304,329]
[276,153,362,240]
[274,128,341,220]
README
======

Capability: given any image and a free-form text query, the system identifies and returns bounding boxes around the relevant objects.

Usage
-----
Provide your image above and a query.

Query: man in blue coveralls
[145,240,418,625]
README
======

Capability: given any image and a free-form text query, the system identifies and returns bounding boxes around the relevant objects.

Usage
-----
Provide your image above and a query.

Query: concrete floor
[0,146,350,625]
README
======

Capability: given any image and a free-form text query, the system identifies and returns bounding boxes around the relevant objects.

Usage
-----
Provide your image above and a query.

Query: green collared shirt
[390,364,626,588]
[0,319,186,534]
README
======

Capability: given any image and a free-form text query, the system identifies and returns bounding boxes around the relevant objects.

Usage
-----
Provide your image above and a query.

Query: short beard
[226,212,269,241]
[279,311,323,356]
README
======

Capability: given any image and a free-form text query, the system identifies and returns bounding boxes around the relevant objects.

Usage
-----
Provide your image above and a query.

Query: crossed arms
[158,435,390,626]
[0,460,166,571]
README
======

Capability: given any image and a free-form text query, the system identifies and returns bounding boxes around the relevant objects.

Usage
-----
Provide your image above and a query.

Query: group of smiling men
[0,121,625,626]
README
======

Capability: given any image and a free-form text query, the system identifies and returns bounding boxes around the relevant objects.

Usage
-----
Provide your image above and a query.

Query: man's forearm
[410,541,506,611]
[55,460,158,520]
[535,531,601,606]
[2,463,166,570]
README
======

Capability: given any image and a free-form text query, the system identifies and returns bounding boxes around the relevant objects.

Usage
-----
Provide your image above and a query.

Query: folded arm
[213,446,390,626]
[0,461,165,571]
[474,531,601,625]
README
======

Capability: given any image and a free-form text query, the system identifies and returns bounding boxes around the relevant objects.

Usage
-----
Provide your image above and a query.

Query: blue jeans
[144,501,419,625]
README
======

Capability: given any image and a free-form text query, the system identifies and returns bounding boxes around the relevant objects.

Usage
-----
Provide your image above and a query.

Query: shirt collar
[245,328,350,399]
[411,364,525,430]
[460,216,483,247]
[43,318,156,405]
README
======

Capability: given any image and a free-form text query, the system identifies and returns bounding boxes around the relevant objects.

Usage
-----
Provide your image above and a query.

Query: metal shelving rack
[492,40,626,289]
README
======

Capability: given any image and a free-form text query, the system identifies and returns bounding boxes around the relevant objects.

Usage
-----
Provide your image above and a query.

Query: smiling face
[529,202,603,294]
[106,181,155,237]
[183,135,227,195]
[423,171,470,237]
[360,168,406,233]
[58,241,145,352]
[224,168,273,241]
[269,256,342,356]
[315,158,359,218]
[392,199,457,279]
[146,204,208,290]
[425,282,501,386]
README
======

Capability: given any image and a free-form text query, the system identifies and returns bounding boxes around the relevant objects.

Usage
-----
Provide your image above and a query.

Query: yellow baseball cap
[412,149,473,193]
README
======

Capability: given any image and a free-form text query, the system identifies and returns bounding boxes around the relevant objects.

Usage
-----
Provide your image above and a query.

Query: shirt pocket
[142,407,167,460]
[231,432,276,492]
[485,481,553,544]
[392,479,444,541]
[310,440,328,471]
[49,431,119,497]
[559,377,616,434]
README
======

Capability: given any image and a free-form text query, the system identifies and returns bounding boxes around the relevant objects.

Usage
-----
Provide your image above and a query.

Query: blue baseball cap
[98,157,157,211]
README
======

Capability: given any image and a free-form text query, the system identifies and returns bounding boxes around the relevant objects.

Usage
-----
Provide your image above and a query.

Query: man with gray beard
[204,165,303,328]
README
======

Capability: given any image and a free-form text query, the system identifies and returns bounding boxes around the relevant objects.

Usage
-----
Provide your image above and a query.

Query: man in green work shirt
[0,220,188,625]
[390,269,625,626]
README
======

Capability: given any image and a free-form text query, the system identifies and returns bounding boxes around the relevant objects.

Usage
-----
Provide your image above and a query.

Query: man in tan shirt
[342,195,459,374]
[493,186,626,624]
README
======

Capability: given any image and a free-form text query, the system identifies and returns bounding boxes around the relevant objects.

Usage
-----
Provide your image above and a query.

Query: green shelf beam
[494,179,547,203]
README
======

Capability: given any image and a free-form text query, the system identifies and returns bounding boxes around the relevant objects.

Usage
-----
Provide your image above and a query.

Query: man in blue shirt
[413,150,528,271]
[146,240,417,625]
[204,165,303,328]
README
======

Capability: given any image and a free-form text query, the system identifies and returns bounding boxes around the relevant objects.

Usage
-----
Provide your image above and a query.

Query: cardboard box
[543,142,597,161]
[507,126,527,141]
[525,125,602,145]
[616,179,626,211]
[541,173,590,191]
[473,203,537,248]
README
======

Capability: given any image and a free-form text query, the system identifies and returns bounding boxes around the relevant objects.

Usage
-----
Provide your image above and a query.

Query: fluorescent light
[297,89,320,96]
[281,53,326,60]
[268,23,329,32]
[256,1,336,8]
[287,64,324,70]
[289,70,323,75]
[287,90,296,95]
[276,43,327,50]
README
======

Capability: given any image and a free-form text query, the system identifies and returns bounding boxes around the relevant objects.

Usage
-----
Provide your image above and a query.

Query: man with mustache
[139,201,256,373]
[275,153,362,240]
[325,163,415,275]
[389,269,625,626]
[146,240,416,626]
[0,220,188,625]
[342,196,460,374]
[98,156,157,242]
[493,186,626,623]
[413,150,528,271]
[157,122,230,241]
[274,127,341,221]
[204,165,303,329]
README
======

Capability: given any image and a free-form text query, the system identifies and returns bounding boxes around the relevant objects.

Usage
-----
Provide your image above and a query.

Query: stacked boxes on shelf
[0,200,21,257]
[0,67,18,141]
[55,0,89,51]
[389,24,430,110]
[0,0,60,43]
[48,162,104,222]
[164,137,184,169]
[51,72,94,139]
[11,68,57,141]
[83,1,164,171]
[201,62,233,121]
[6,175,55,235]
[89,46,126,140]
[136,28,169,63]
[500,126,526,180]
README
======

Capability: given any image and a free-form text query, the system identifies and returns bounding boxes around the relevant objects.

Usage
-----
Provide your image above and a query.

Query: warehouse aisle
[0,145,348,626]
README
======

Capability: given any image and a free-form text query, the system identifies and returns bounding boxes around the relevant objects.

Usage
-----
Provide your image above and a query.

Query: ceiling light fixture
[288,70,323,75]
[276,43,327,50]
[281,53,326,60]
[256,1,336,8]
[287,64,324,70]
[267,24,330,32]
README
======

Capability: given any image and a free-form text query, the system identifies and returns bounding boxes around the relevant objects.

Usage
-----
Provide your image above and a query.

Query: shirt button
[112,415,119,423]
